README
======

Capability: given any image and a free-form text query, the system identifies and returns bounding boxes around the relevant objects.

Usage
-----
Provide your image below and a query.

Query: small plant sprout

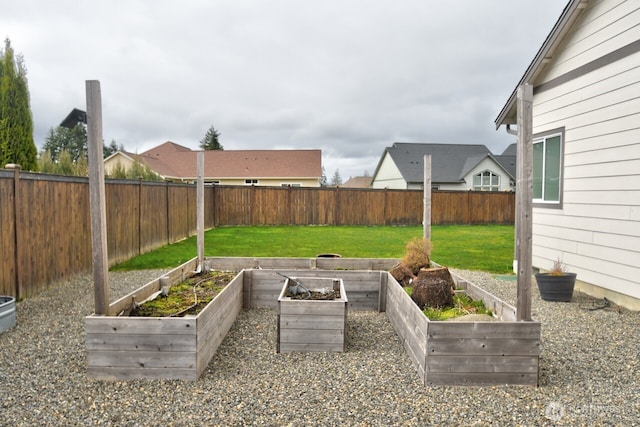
[550,258,568,275]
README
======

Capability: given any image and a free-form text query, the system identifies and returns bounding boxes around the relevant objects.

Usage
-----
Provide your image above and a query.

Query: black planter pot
[535,273,577,302]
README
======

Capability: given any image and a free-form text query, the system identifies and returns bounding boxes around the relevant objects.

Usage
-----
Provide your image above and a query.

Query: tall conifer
[0,38,37,170]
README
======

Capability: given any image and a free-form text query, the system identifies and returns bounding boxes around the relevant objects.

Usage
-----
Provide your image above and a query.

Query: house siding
[542,0,639,80]
[531,0,640,303]
[371,153,407,189]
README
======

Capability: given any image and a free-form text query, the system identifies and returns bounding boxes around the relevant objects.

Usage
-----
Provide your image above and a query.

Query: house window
[244,179,258,185]
[473,170,500,191]
[533,131,562,205]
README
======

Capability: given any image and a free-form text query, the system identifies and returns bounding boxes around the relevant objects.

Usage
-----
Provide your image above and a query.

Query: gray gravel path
[1,268,639,426]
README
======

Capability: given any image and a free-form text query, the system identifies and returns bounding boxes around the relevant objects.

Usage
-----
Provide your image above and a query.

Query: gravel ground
[1,268,639,426]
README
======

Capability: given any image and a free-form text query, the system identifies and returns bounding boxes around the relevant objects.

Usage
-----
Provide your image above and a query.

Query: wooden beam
[6,164,23,298]
[515,83,534,321]
[423,154,432,241]
[86,80,110,315]
[197,151,204,270]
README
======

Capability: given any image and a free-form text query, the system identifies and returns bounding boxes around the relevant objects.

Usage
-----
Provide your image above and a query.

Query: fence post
[197,151,204,270]
[423,155,432,240]
[6,164,22,299]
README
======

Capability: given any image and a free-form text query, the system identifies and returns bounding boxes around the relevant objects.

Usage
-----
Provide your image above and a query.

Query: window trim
[532,127,565,209]
[472,170,501,191]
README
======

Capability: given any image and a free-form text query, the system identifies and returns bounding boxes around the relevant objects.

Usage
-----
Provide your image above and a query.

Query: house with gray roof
[370,142,515,191]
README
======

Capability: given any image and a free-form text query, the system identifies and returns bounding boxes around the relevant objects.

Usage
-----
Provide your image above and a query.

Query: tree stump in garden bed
[411,267,455,309]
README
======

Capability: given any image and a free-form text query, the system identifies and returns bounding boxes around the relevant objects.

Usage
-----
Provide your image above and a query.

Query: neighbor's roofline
[494,0,588,129]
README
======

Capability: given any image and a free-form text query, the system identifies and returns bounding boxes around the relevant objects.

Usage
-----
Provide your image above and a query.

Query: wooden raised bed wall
[85,258,243,380]
[277,277,348,353]
[385,271,541,386]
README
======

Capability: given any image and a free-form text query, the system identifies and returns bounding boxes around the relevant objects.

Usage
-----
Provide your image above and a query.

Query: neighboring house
[341,176,373,188]
[104,141,323,187]
[370,142,515,191]
[495,0,640,309]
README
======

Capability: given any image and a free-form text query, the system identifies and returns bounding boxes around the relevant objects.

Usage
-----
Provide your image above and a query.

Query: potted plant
[535,258,577,302]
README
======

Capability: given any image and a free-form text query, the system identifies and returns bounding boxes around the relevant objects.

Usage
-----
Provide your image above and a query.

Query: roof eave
[494,0,589,129]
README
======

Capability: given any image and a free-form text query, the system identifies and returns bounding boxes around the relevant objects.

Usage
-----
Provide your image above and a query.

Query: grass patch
[112,225,515,274]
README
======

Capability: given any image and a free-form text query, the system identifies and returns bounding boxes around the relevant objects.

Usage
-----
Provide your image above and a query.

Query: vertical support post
[197,151,205,271]
[516,84,534,321]
[423,154,432,241]
[6,164,22,298]
[86,80,110,315]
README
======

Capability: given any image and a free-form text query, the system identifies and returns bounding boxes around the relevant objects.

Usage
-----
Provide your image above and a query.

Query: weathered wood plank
[280,315,346,330]
[425,372,538,387]
[427,321,541,339]
[426,355,539,373]
[86,366,196,381]
[279,301,347,316]
[86,316,196,335]
[87,350,196,369]
[196,272,243,332]
[426,338,541,356]
[86,333,195,352]
[279,343,344,353]
[280,329,345,344]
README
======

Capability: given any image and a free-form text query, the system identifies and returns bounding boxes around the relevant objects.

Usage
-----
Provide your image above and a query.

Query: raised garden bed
[277,276,348,353]
[385,271,540,386]
[85,258,243,380]
[84,256,540,386]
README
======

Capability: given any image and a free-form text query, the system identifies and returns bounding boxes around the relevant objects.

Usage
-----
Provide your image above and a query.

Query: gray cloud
[2,0,566,179]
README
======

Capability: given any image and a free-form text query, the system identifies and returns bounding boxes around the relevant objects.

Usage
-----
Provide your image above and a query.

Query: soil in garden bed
[129,271,237,317]
[404,287,493,321]
[286,288,341,300]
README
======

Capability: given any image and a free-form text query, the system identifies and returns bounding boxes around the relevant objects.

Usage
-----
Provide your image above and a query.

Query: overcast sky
[2,0,567,180]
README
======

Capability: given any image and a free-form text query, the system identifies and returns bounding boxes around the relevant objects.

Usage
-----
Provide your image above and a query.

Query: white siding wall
[531,0,640,301]
[371,153,407,189]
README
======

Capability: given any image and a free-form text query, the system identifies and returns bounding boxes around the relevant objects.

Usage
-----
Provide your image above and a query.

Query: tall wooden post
[197,151,205,271]
[515,84,534,321]
[423,154,432,241]
[86,80,110,315]
[6,163,23,299]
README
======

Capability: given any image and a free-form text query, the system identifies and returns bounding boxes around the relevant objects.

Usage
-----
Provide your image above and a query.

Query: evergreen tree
[103,139,124,158]
[42,124,87,162]
[0,38,37,170]
[199,125,223,150]
[330,169,343,186]
[320,166,328,186]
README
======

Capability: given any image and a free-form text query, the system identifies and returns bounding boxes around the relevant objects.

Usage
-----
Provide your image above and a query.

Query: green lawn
[112,225,515,274]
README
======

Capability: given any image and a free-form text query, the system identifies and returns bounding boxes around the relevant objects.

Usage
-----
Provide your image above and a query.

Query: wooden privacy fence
[0,169,514,298]
[211,185,515,226]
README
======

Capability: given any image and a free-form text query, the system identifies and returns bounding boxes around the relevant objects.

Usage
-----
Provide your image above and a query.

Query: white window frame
[532,128,564,208]
[473,170,500,191]
[244,179,259,185]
